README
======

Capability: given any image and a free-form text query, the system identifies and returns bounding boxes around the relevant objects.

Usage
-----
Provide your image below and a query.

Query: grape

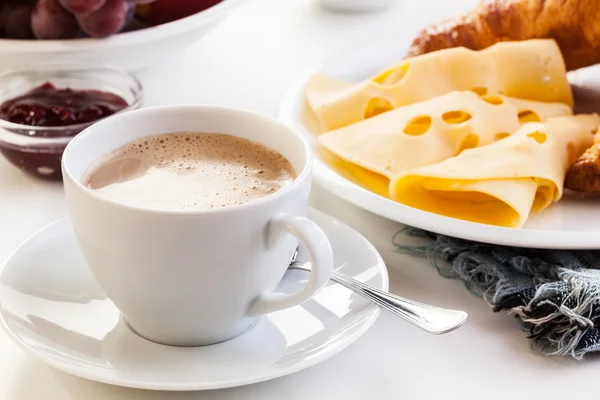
[31,0,79,40]
[59,0,106,14]
[2,3,35,39]
[1,0,155,41]
[76,0,130,38]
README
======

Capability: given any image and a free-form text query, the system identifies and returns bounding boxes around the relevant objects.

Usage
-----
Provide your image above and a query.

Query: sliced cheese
[389,114,600,228]
[319,148,390,198]
[319,91,572,180]
[307,39,573,132]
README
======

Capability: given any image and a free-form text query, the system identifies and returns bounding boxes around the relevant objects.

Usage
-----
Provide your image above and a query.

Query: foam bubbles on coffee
[85,132,296,210]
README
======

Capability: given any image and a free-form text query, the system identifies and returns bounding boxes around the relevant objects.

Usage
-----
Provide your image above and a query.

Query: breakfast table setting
[3,0,600,399]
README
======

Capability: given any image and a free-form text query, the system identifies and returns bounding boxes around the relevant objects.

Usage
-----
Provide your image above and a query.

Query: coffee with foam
[84,132,296,210]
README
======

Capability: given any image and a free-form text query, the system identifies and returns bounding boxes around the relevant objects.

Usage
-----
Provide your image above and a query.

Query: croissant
[565,129,600,193]
[407,0,600,71]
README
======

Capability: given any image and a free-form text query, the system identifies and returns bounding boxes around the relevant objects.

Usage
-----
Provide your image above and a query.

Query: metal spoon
[289,251,468,335]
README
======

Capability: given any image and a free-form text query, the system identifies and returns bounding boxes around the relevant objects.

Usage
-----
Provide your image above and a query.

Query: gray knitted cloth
[393,228,600,359]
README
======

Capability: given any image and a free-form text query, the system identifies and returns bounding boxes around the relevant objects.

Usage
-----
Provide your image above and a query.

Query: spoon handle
[329,270,468,335]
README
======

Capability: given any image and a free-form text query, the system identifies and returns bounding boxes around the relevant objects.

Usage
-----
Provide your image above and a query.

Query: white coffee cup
[61,105,334,347]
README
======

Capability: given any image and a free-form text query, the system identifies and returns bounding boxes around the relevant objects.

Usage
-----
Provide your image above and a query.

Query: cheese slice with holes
[389,114,600,228]
[306,39,573,132]
[319,91,572,179]
[319,149,391,198]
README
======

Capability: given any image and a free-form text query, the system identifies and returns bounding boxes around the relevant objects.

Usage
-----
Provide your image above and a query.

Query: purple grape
[76,0,130,38]
[126,0,155,3]
[31,0,79,40]
[59,0,106,14]
[1,2,35,39]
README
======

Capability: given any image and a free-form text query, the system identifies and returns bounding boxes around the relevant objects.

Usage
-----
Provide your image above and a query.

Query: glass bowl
[0,61,143,180]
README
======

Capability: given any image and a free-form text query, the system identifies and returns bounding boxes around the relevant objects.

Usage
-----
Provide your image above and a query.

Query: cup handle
[247,213,334,316]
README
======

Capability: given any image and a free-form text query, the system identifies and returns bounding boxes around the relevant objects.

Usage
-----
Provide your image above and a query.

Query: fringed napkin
[393,228,600,359]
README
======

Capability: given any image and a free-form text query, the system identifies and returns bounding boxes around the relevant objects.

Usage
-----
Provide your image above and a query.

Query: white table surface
[0,1,595,399]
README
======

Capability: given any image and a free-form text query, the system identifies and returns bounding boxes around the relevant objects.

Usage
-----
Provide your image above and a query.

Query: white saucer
[0,208,387,391]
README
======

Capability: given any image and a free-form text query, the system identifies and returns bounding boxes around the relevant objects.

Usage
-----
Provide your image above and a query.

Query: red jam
[0,82,128,128]
[0,82,129,180]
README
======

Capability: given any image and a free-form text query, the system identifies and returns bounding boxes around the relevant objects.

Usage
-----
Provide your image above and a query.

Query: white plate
[279,39,600,249]
[0,209,387,391]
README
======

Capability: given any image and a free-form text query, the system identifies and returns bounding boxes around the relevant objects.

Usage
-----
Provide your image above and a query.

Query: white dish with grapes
[0,0,241,72]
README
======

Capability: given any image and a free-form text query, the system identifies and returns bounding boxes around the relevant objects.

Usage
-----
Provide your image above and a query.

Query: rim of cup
[61,104,313,216]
